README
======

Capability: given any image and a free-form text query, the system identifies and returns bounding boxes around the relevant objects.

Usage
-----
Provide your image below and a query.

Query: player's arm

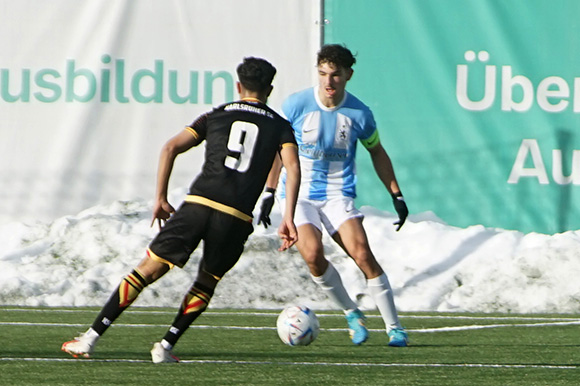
[257,152,283,228]
[277,144,300,251]
[265,154,283,190]
[366,139,400,195]
[365,135,408,231]
[258,99,294,228]
[151,127,202,228]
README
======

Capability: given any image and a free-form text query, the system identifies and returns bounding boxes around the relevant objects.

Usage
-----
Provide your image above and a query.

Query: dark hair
[236,57,277,93]
[317,44,356,69]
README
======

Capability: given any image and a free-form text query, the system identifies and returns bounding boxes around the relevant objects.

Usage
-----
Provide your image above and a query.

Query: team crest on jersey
[334,113,352,149]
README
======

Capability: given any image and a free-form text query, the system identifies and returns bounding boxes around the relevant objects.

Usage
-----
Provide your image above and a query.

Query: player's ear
[346,68,354,81]
[236,81,242,94]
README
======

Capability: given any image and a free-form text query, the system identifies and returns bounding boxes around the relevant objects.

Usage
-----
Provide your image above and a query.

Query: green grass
[1,307,579,385]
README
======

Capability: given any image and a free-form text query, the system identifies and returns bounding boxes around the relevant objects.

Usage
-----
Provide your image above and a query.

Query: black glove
[257,187,276,228]
[391,192,408,231]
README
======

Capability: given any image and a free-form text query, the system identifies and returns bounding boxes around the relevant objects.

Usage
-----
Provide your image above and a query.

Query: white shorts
[280,196,364,235]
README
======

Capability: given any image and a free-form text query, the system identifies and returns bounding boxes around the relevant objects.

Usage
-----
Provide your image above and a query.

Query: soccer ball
[276,305,320,346]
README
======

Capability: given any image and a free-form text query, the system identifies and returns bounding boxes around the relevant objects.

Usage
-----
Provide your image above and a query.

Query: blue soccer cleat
[345,309,369,345]
[387,328,409,347]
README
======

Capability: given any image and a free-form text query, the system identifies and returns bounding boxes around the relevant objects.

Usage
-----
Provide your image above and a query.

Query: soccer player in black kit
[61,57,301,363]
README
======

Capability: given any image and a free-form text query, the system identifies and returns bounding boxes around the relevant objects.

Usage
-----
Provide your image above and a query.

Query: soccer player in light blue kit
[259,44,409,346]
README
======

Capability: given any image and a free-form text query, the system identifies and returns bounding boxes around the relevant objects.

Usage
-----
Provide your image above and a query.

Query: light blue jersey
[280,87,379,200]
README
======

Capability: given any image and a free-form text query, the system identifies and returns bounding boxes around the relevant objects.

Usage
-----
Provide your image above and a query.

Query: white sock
[161,339,173,350]
[367,273,402,332]
[83,328,100,345]
[311,262,358,313]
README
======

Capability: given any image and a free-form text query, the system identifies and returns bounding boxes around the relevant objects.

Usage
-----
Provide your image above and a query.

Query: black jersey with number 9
[186,100,296,218]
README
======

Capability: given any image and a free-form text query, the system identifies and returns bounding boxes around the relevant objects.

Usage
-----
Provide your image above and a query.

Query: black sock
[163,282,214,347]
[91,269,148,336]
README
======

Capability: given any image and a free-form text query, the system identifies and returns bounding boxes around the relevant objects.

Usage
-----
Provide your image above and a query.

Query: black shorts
[148,202,254,278]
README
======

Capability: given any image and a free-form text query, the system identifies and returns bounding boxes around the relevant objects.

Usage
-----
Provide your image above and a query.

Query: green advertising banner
[324,0,580,234]
[0,0,320,223]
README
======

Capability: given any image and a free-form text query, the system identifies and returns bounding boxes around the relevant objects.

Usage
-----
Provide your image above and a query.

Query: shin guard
[91,270,148,335]
[163,283,214,346]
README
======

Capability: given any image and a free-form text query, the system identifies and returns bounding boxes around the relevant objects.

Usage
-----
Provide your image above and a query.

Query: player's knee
[351,248,376,268]
[138,253,171,283]
[300,247,324,266]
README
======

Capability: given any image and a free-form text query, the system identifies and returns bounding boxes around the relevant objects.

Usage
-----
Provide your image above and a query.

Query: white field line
[2,307,580,333]
[1,308,579,370]
[2,307,580,323]
[0,356,577,370]
[2,319,580,333]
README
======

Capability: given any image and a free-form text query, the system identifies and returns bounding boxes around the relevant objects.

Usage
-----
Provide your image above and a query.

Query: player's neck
[241,97,263,103]
[237,82,271,103]
[239,88,266,104]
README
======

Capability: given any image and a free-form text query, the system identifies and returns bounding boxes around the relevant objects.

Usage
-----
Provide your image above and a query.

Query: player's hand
[278,217,298,251]
[151,200,175,228]
[257,188,276,228]
[391,192,408,231]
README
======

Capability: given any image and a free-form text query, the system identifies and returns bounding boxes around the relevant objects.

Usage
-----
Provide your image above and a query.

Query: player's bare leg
[334,218,408,347]
[296,223,368,344]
